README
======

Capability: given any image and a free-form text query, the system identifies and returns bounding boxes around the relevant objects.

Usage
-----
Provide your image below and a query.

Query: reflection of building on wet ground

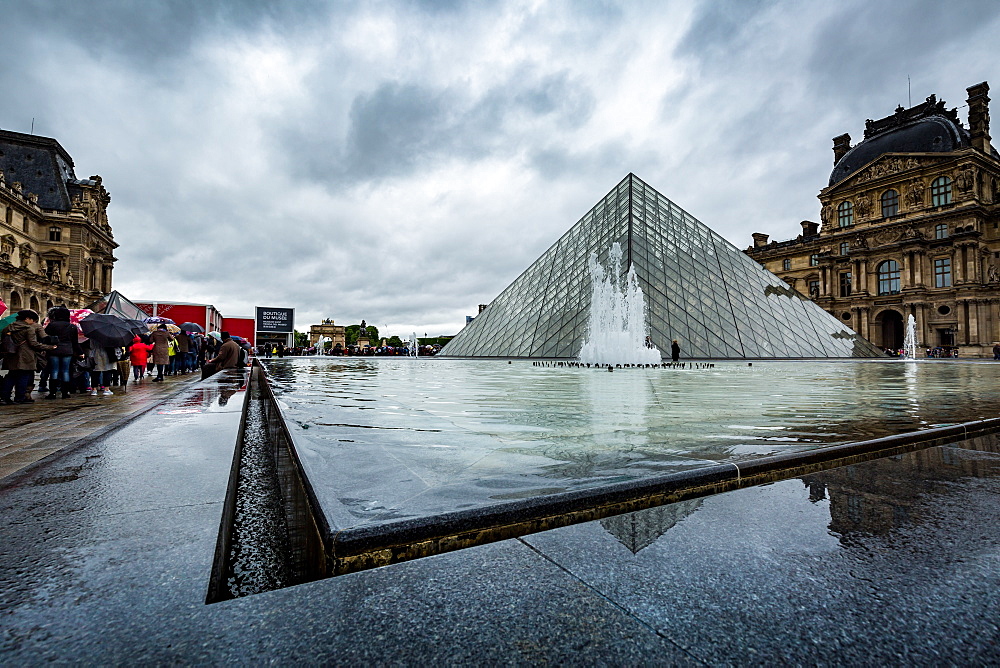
[601,498,702,554]
[747,82,1000,356]
[801,434,1000,538]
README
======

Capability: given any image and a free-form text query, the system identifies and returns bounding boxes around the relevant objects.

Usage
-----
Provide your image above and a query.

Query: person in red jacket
[129,335,154,382]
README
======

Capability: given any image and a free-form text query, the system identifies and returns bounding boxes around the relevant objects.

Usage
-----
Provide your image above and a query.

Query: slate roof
[0,129,77,211]
[826,93,1000,187]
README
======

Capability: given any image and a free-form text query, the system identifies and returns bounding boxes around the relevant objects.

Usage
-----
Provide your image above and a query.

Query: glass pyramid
[442,174,884,359]
[87,291,149,322]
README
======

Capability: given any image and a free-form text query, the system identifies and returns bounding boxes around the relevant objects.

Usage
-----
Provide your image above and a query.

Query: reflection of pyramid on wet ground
[601,498,703,554]
[443,173,883,359]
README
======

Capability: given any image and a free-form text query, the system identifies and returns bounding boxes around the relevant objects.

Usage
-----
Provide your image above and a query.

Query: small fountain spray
[411,332,419,358]
[903,314,917,360]
[578,242,661,365]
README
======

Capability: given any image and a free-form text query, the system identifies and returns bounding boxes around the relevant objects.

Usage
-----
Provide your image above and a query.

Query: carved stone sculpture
[907,179,925,208]
[955,166,974,194]
[856,195,872,218]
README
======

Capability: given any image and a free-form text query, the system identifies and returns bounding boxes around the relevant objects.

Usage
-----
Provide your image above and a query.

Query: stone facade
[309,319,346,348]
[747,83,1000,356]
[0,130,116,314]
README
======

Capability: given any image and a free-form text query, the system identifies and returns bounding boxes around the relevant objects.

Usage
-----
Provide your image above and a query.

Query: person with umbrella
[179,323,203,372]
[150,324,175,382]
[44,306,84,399]
[83,339,117,396]
[175,329,191,374]
[1,310,57,405]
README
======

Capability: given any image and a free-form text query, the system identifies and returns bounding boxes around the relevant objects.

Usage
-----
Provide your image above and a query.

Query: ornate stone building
[747,83,1000,356]
[0,129,116,314]
[309,318,346,348]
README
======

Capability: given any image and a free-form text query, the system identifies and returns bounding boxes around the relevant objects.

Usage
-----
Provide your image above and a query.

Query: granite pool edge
[326,418,1000,575]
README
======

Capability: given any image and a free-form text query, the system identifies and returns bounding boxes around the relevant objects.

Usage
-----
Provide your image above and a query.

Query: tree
[345,324,379,346]
[387,335,403,347]
[293,330,309,347]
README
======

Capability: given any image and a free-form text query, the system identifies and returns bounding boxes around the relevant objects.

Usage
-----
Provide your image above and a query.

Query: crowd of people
[0,307,251,406]
[257,343,443,357]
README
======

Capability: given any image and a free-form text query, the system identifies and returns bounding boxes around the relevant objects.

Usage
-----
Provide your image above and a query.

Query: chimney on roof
[967,81,991,154]
[800,221,819,237]
[752,232,770,248]
[832,134,852,164]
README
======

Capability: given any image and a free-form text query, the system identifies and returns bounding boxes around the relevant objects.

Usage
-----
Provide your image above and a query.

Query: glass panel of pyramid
[88,291,149,322]
[442,174,884,359]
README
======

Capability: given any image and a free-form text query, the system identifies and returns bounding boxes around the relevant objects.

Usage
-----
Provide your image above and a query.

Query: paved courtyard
[1,369,999,664]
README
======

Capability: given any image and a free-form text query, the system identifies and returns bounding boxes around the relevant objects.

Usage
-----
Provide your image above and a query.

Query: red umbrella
[0,296,6,318]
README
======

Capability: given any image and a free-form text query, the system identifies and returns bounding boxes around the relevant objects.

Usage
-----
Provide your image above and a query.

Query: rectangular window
[935,224,948,239]
[934,258,952,288]
[810,254,819,267]
[840,272,852,297]
[808,280,820,298]
[839,242,849,256]
[782,259,791,271]
[49,226,62,242]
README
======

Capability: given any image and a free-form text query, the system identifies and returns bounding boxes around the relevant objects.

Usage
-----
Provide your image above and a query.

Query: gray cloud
[2,0,998,336]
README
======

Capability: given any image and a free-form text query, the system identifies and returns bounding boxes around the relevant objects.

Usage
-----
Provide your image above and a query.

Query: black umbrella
[125,319,147,336]
[80,313,135,347]
[179,322,205,333]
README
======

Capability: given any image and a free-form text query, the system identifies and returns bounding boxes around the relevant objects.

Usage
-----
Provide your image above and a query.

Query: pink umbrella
[0,296,6,317]
[42,308,93,343]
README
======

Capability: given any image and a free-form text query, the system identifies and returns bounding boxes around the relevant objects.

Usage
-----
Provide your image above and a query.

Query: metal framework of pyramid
[442,174,883,359]
[87,291,148,322]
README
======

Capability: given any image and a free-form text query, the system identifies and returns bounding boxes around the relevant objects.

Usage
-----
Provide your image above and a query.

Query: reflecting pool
[262,358,1000,531]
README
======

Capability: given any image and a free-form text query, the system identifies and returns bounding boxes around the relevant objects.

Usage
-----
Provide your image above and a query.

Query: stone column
[914,303,926,348]
[961,300,971,345]
[991,299,1000,343]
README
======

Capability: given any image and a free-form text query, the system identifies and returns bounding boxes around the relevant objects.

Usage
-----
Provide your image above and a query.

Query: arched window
[46,299,54,312]
[931,176,952,206]
[29,295,40,312]
[837,201,854,227]
[9,291,22,311]
[880,189,899,217]
[877,260,901,295]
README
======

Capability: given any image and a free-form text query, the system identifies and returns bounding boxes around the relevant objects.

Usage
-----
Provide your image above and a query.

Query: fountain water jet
[903,314,918,359]
[578,243,661,365]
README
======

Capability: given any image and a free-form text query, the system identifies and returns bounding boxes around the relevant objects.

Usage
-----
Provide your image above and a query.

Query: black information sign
[256,307,294,333]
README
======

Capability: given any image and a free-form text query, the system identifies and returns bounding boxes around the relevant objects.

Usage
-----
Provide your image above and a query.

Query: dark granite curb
[328,418,1000,574]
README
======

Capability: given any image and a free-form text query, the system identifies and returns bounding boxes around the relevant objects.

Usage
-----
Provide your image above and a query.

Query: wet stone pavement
[0,371,203,481]
[1,369,999,663]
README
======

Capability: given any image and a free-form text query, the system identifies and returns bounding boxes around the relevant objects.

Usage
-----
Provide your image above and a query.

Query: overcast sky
[3,0,999,338]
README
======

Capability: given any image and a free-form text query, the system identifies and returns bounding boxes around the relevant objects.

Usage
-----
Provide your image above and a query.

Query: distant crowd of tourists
[1,307,251,406]
[257,343,442,357]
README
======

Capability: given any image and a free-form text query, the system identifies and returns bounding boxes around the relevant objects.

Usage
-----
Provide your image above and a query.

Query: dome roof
[829,95,971,186]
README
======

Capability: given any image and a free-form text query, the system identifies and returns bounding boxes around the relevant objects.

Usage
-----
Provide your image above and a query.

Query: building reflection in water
[600,498,702,554]
[801,433,1000,540]
[599,433,1000,554]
